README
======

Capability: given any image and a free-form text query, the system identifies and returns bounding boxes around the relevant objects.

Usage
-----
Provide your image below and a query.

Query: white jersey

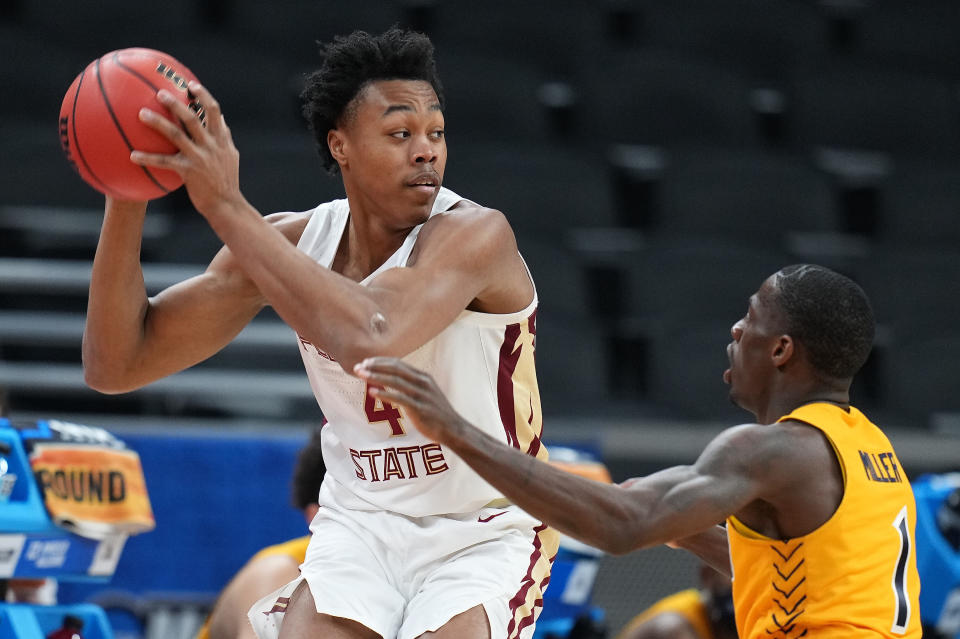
[295,187,547,517]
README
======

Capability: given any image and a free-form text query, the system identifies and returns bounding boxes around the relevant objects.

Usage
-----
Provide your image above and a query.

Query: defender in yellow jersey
[355,264,922,638]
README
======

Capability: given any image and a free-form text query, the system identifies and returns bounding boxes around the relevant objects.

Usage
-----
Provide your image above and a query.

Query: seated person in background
[196,428,326,639]
[615,562,736,639]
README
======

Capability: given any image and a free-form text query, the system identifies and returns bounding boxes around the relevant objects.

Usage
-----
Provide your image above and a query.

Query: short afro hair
[290,427,326,511]
[301,27,445,175]
[771,264,875,380]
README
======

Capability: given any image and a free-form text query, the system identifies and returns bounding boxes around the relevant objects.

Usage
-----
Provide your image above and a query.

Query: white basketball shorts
[248,479,558,639]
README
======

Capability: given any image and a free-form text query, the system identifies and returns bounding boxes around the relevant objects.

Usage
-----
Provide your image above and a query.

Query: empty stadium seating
[0,0,957,429]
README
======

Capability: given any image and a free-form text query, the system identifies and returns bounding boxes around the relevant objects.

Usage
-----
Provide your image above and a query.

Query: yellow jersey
[727,403,921,638]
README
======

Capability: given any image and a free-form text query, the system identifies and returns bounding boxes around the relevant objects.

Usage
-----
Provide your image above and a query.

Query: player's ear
[772,335,794,367]
[328,129,347,168]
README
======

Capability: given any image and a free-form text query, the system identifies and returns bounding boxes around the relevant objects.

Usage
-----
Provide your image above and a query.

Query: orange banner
[30,444,155,538]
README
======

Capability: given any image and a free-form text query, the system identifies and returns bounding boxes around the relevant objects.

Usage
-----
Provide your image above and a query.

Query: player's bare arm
[203,201,524,373]
[666,525,731,578]
[82,197,308,393]
[133,84,529,372]
[355,358,839,556]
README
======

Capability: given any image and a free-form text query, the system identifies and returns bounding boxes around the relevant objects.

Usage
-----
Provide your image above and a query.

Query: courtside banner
[30,443,155,539]
[16,420,156,540]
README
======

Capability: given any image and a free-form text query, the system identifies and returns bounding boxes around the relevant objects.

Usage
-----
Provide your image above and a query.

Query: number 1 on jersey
[364,383,405,436]
[891,506,913,635]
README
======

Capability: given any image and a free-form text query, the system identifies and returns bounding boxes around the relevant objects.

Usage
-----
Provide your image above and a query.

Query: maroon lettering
[358,450,383,481]
[396,446,421,479]
[422,443,449,475]
[382,448,404,480]
[350,448,366,480]
[348,444,449,482]
[297,334,336,361]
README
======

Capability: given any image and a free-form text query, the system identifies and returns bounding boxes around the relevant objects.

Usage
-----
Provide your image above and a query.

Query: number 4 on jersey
[364,383,405,436]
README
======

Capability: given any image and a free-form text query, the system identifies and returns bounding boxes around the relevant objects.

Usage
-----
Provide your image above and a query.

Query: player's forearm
[83,199,152,392]
[444,422,651,555]
[200,199,394,369]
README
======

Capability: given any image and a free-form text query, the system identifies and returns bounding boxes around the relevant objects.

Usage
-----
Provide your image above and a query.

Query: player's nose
[412,137,438,164]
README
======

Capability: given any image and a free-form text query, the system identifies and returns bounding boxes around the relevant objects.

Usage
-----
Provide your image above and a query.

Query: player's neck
[331,208,411,282]
[759,381,850,424]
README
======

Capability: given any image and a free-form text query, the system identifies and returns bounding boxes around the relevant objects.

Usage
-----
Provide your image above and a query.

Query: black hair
[301,27,445,175]
[290,427,326,510]
[771,264,875,380]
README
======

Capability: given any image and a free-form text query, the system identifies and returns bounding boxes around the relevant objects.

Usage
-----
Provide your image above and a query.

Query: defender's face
[333,79,447,226]
[725,276,785,413]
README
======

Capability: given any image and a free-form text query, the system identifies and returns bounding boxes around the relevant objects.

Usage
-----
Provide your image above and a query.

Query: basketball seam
[69,65,117,197]
[113,51,187,196]
[97,52,172,196]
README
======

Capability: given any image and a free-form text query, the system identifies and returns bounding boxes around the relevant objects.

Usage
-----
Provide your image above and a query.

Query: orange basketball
[59,48,200,201]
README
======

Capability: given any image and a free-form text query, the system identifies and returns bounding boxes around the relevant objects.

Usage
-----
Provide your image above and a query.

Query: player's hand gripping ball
[59,48,203,201]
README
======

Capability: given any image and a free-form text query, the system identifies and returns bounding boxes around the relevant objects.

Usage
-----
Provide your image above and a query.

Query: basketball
[58,48,201,201]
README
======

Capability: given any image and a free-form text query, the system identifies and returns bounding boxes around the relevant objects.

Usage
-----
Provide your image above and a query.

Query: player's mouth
[407,171,440,193]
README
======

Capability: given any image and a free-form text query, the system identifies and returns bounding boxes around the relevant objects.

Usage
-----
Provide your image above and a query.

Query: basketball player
[84,28,554,639]
[196,428,326,639]
[356,265,923,638]
[614,563,736,639]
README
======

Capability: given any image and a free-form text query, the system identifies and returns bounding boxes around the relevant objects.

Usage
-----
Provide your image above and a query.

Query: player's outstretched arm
[355,358,782,556]
[82,197,302,393]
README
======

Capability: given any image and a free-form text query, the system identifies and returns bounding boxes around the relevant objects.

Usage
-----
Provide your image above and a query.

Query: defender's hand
[354,357,467,445]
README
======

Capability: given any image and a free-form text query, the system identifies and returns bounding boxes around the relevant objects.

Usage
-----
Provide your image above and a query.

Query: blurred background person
[196,427,326,639]
[614,563,736,639]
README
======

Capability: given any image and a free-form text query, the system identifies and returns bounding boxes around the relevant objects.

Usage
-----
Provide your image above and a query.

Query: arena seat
[535,314,611,409]
[443,142,618,236]
[157,36,303,130]
[790,63,960,158]
[418,0,604,77]
[883,335,960,427]
[655,146,837,241]
[620,238,793,324]
[615,0,826,82]
[0,119,104,210]
[436,51,559,144]
[644,319,746,421]
[878,161,960,247]
[223,0,406,67]
[14,0,205,59]
[833,0,960,79]
[574,49,761,148]
[851,247,960,337]
[516,235,593,320]
[0,27,86,121]
[231,128,345,216]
